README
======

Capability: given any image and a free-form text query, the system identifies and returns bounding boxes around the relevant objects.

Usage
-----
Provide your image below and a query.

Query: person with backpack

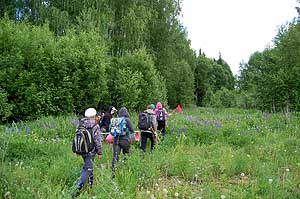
[139,105,158,153]
[154,102,170,137]
[110,107,135,178]
[71,108,103,198]
[100,106,117,133]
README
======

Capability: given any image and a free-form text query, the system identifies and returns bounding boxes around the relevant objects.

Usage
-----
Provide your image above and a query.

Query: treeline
[237,9,300,112]
[0,0,235,121]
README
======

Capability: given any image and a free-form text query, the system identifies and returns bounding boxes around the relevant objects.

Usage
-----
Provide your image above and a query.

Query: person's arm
[151,115,157,131]
[164,108,170,118]
[125,118,135,133]
[92,125,103,156]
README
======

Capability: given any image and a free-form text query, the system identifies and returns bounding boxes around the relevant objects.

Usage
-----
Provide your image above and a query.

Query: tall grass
[1,108,300,198]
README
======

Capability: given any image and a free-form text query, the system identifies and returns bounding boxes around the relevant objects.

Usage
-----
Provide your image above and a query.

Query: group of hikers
[71,102,171,198]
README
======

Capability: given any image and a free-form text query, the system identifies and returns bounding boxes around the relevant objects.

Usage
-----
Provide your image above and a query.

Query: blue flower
[26,127,31,134]
[182,128,186,135]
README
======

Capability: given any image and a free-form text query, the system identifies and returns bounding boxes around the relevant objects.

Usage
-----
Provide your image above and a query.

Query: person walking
[100,106,117,134]
[139,105,158,154]
[72,108,103,198]
[154,102,170,137]
[111,107,135,178]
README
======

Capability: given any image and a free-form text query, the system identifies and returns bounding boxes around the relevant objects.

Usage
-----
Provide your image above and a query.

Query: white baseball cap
[85,108,97,117]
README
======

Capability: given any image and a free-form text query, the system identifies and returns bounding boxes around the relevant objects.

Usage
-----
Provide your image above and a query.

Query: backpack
[72,124,95,155]
[110,117,127,137]
[156,108,166,122]
[138,112,152,130]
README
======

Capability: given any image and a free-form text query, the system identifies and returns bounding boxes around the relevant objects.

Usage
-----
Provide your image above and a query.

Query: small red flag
[176,105,183,113]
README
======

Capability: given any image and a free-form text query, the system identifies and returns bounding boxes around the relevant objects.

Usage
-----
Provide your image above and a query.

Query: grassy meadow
[1,108,300,199]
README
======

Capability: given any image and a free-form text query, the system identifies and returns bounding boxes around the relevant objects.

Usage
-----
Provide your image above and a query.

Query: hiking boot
[71,189,80,198]
[111,172,116,179]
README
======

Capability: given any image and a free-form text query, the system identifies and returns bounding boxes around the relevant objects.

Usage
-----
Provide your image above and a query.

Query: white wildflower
[268,178,273,184]
[175,192,179,197]
[4,192,10,197]
[286,168,290,172]
[146,190,150,195]
[163,188,168,194]
[241,172,245,177]
[221,195,226,199]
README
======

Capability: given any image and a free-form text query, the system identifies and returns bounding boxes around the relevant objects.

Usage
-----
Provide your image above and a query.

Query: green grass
[1,108,300,198]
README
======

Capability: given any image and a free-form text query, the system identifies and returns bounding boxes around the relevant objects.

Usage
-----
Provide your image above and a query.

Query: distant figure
[100,106,117,133]
[139,105,158,153]
[71,108,103,198]
[110,107,135,178]
[154,102,170,137]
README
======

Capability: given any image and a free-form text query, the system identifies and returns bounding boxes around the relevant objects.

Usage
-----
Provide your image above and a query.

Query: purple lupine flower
[209,121,213,127]
[11,126,15,132]
[171,127,175,134]
[197,122,202,127]
[55,137,60,143]
[38,123,41,128]
[26,127,30,134]
[177,128,181,135]
[5,128,9,134]
[182,128,186,135]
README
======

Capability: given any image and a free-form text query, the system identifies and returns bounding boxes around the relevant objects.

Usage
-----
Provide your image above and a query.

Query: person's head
[107,106,117,115]
[147,105,153,110]
[85,108,97,120]
[150,104,155,110]
[118,107,130,118]
[110,107,117,115]
[156,102,163,109]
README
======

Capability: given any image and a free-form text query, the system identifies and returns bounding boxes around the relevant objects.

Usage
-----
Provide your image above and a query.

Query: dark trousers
[112,136,130,172]
[77,153,95,189]
[140,131,155,152]
[157,121,166,136]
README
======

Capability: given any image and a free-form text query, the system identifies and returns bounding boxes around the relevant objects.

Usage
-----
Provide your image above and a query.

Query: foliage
[0,18,109,120]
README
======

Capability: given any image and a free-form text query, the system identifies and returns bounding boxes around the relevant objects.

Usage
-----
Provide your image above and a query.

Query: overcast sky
[181,0,299,75]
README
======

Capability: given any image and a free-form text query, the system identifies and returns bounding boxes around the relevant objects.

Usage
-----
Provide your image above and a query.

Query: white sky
[181,0,299,75]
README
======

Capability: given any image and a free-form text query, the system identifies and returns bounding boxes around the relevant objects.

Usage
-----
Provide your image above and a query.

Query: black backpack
[156,108,166,122]
[72,124,95,155]
[138,112,152,130]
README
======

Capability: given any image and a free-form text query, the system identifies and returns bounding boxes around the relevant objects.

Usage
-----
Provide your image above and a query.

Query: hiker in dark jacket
[111,107,134,178]
[140,105,158,153]
[100,106,117,133]
[72,108,103,198]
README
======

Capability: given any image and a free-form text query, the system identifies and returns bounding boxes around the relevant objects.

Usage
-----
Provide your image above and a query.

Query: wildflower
[4,192,10,197]
[146,190,150,195]
[92,196,96,199]
[155,183,159,187]
[163,188,168,194]
[120,192,123,195]
[177,128,181,135]
[241,173,245,177]
[26,127,31,134]
[175,192,179,197]
[171,127,175,134]
[221,195,226,199]
[182,128,186,135]
[286,168,290,172]
[268,178,273,184]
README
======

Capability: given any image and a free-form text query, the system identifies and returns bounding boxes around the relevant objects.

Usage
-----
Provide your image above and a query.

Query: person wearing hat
[72,108,103,198]
[100,106,117,133]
